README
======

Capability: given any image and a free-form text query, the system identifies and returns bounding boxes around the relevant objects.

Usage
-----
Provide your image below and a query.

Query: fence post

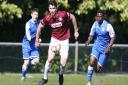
[74,41,78,72]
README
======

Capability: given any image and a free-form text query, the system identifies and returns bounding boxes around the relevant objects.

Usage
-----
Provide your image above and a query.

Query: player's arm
[25,23,31,41]
[105,24,116,54]
[108,24,115,48]
[67,12,79,40]
[35,22,45,47]
[108,37,115,48]
[85,22,95,46]
[86,35,93,46]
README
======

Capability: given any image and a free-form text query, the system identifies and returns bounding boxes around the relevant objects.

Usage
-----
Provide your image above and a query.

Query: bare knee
[23,60,29,66]
[34,59,39,64]
[89,56,97,67]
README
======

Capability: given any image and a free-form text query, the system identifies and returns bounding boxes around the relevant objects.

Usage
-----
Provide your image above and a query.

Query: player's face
[95,13,104,24]
[49,4,57,16]
[31,11,38,22]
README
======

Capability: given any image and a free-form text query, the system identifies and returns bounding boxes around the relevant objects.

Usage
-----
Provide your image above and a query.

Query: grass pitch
[0,73,128,85]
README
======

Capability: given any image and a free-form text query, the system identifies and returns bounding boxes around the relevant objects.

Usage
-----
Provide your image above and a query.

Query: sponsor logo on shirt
[51,22,62,28]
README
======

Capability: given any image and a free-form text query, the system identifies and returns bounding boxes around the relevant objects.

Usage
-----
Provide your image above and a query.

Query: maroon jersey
[41,11,70,40]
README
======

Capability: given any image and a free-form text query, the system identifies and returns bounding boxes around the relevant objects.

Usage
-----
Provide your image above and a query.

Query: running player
[35,1,79,85]
[21,8,41,81]
[85,10,115,85]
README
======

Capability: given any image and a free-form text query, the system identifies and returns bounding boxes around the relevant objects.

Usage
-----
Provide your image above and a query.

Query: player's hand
[85,41,90,47]
[74,31,79,40]
[105,46,111,55]
[35,38,42,47]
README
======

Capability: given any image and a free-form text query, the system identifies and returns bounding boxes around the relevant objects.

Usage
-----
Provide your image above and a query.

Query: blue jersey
[23,19,40,42]
[22,19,40,59]
[90,20,115,52]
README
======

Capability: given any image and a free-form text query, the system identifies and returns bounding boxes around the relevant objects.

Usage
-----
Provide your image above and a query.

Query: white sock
[22,65,27,70]
[44,60,51,80]
[22,65,28,77]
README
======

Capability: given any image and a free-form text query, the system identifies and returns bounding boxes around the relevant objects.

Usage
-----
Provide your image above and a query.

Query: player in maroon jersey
[36,1,79,85]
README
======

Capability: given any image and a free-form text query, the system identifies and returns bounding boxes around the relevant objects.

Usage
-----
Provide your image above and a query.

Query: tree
[76,0,128,22]
[0,1,23,24]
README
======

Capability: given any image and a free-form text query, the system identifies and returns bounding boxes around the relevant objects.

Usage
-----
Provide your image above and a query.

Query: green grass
[0,73,128,85]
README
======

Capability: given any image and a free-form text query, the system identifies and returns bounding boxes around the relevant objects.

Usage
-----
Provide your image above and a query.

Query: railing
[0,42,128,73]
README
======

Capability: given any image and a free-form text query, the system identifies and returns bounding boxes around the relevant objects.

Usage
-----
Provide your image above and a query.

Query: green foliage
[75,0,128,21]
[56,0,69,8]
[75,0,95,15]
[104,0,128,21]
[0,1,23,23]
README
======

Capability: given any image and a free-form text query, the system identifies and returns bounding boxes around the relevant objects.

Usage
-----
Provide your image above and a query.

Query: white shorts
[48,37,69,59]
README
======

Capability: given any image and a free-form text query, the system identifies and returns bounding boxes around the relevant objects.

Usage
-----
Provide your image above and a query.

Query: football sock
[87,66,93,82]
[59,65,65,75]
[22,65,27,77]
[44,60,51,80]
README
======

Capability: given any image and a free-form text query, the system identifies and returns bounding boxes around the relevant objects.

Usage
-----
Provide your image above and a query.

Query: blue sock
[28,60,32,68]
[22,65,27,77]
[87,66,93,82]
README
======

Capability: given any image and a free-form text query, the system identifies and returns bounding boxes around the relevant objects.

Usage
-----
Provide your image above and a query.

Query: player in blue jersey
[85,10,115,85]
[21,8,41,81]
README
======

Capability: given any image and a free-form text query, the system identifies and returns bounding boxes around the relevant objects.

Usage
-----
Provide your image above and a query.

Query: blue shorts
[91,47,108,67]
[22,41,39,59]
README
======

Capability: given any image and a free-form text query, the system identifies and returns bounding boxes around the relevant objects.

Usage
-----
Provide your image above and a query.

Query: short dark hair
[49,0,57,7]
[96,10,104,16]
[31,8,39,13]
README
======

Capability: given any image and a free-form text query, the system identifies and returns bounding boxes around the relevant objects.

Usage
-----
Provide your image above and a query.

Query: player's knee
[34,60,39,64]
[89,61,95,67]
[47,59,53,63]
[33,58,39,64]
[23,60,29,65]
[60,61,66,67]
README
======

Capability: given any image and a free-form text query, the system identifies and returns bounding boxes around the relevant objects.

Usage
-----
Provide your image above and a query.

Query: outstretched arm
[68,13,79,40]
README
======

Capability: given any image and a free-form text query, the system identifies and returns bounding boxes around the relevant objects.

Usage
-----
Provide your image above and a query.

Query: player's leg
[87,47,99,85]
[38,49,55,85]
[59,39,69,85]
[97,53,108,72]
[21,44,30,81]
[38,38,56,85]
[22,59,29,80]
[29,49,40,66]
[43,52,55,80]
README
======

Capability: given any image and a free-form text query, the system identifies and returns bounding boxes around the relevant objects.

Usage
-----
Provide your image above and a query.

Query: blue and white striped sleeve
[25,23,31,41]
[107,24,115,38]
[89,22,96,36]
